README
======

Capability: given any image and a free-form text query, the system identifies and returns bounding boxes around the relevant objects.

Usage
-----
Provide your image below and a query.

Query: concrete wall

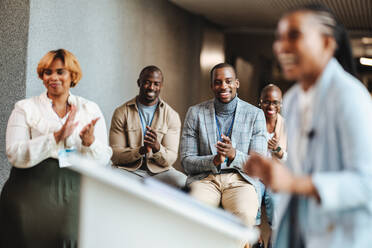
[26,0,209,123]
[1,0,224,188]
[0,0,30,189]
[198,26,225,103]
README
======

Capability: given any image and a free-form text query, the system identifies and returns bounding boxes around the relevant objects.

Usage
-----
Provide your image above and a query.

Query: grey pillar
[0,0,30,189]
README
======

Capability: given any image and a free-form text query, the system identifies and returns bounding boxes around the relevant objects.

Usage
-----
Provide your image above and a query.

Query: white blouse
[6,91,112,168]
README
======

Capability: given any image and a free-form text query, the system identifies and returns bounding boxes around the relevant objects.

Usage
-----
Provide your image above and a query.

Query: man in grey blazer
[180,63,267,227]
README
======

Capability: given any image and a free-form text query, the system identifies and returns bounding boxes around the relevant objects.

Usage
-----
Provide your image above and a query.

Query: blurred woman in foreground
[244,5,372,248]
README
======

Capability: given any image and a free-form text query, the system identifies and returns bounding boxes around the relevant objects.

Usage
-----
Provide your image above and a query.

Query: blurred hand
[54,105,78,144]
[243,152,295,193]
[80,117,100,147]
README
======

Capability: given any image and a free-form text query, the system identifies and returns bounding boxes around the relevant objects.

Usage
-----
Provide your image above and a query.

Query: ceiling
[170,0,372,34]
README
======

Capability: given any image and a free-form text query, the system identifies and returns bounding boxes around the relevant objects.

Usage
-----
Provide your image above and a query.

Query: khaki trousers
[190,173,259,226]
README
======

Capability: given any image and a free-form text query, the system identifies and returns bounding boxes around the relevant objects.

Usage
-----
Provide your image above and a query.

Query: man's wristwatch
[273,146,281,153]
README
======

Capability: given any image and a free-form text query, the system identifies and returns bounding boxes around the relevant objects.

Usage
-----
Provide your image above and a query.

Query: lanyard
[215,112,235,141]
[138,104,158,137]
[215,112,235,165]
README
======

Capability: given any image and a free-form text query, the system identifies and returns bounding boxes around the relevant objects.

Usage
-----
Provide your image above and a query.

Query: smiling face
[260,88,282,120]
[273,11,335,87]
[137,70,163,106]
[42,58,72,99]
[211,67,240,103]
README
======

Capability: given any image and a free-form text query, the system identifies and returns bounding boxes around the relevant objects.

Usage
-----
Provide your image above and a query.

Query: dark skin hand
[54,105,99,147]
[139,125,160,154]
[80,117,100,146]
[268,135,279,151]
[54,105,79,144]
[268,134,284,159]
[243,152,320,202]
[213,152,226,165]
[213,134,236,165]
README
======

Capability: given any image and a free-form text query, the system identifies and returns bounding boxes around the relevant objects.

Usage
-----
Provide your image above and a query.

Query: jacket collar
[126,96,165,109]
[310,58,338,130]
[275,59,340,236]
[305,58,339,174]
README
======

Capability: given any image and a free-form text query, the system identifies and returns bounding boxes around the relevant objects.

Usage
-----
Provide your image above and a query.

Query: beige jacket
[109,97,181,173]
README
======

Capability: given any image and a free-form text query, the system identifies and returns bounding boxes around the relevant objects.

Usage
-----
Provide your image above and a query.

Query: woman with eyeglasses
[0,49,112,247]
[253,84,287,248]
[259,84,287,161]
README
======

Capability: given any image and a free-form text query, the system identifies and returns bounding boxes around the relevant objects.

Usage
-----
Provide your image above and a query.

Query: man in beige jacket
[109,65,186,188]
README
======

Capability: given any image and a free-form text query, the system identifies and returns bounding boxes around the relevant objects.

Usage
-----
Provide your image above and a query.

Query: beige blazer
[109,97,181,174]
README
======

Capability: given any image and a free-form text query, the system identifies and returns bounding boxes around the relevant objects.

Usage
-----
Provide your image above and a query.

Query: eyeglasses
[260,100,282,107]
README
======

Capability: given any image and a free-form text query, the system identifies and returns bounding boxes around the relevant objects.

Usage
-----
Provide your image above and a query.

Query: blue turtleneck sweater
[214,96,238,140]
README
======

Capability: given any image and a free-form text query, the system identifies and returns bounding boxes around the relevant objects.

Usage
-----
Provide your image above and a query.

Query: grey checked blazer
[180,97,267,195]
